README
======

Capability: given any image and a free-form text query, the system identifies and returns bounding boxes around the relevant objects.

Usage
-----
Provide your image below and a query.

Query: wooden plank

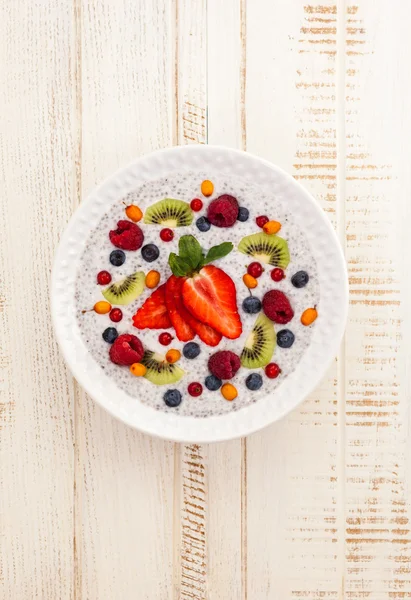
[78,2,174,598]
[0,1,76,598]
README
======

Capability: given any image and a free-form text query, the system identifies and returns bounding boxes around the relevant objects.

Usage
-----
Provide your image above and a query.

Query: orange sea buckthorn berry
[125,204,143,222]
[201,179,214,197]
[93,301,111,314]
[166,349,181,364]
[301,307,318,326]
[243,273,258,289]
[263,220,282,235]
[130,363,147,377]
[221,383,238,401]
[145,270,160,289]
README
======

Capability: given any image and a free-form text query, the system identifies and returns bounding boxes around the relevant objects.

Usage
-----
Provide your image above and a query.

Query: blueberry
[164,389,182,407]
[205,374,222,391]
[242,296,262,314]
[237,207,249,222]
[102,327,118,344]
[246,373,263,391]
[141,243,160,262]
[183,342,201,359]
[196,216,211,232]
[291,270,309,288]
[277,329,295,348]
[110,249,126,266]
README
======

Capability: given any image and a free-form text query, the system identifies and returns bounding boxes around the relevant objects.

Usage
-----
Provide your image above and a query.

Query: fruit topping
[109,308,123,323]
[188,382,203,397]
[221,383,238,401]
[301,307,318,326]
[208,350,241,380]
[142,350,184,385]
[164,389,182,407]
[241,313,276,368]
[271,268,285,282]
[109,334,144,366]
[183,342,201,359]
[141,243,160,263]
[256,215,269,228]
[291,270,309,288]
[92,301,111,315]
[144,198,193,227]
[201,180,214,196]
[265,363,281,378]
[277,329,295,348]
[262,290,294,324]
[130,363,147,377]
[110,249,126,266]
[165,275,195,341]
[246,373,263,390]
[205,375,222,391]
[243,273,258,289]
[145,270,161,289]
[166,348,181,363]
[190,198,203,212]
[238,233,290,268]
[160,228,174,242]
[159,332,173,346]
[207,194,239,228]
[263,220,282,235]
[242,296,262,314]
[132,284,172,329]
[109,220,144,251]
[102,327,118,344]
[102,272,145,305]
[125,204,143,223]
[196,216,211,232]
[97,271,112,285]
[237,207,249,222]
[247,262,264,278]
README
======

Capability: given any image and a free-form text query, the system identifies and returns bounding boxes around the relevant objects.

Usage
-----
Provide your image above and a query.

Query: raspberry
[262,290,294,324]
[109,334,144,366]
[208,350,241,380]
[109,220,144,251]
[207,195,239,228]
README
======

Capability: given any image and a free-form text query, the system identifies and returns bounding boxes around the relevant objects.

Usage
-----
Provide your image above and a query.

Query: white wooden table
[2,1,411,598]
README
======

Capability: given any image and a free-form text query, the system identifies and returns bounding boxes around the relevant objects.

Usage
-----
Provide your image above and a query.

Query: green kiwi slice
[102,272,145,305]
[141,350,185,385]
[241,313,276,368]
[238,232,290,268]
[144,198,193,227]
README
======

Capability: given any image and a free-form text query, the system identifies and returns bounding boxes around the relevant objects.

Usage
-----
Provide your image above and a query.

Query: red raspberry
[247,262,264,278]
[109,308,123,323]
[160,228,174,242]
[207,195,239,228]
[109,220,144,251]
[109,334,144,366]
[265,363,281,379]
[97,270,112,285]
[208,350,241,380]
[262,290,294,324]
[271,268,285,282]
[256,215,269,228]
[188,382,203,397]
[190,198,203,212]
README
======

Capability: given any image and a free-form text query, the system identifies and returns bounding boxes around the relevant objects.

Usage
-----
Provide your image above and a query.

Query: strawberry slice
[182,265,242,339]
[165,276,195,342]
[132,284,172,329]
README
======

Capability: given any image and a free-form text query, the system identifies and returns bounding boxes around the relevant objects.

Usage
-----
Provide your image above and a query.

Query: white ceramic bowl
[52,145,348,442]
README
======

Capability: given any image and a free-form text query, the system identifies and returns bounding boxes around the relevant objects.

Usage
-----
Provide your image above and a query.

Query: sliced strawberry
[132,284,172,329]
[191,319,222,347]
[182,265,242,339]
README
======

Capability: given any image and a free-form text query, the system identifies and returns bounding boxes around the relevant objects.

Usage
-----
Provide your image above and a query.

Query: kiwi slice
[102,272,145,305]
[241,314,276,368]
[141,350,185,385]
[144,198,193,227]
[238,232,290,268]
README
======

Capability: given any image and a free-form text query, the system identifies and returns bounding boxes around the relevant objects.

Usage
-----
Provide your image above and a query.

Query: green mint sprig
[168,235,233,277]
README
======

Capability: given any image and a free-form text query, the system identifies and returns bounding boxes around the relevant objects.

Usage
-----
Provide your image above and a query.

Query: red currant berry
[271,268,285,282]
[109,308,123,323]
[247,262,264,278]
[159,332,173,346]
[190,198,203,212]
[265,363,281,379]
[256,215,269,228]
[160,228,174,242]
[97,270,112,285]
[188,382,203,397]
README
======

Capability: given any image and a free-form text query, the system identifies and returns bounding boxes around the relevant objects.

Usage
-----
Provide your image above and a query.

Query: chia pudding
[75,171,319,418]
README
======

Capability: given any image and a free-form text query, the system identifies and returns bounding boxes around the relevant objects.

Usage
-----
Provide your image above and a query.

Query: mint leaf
[178,235,203,269]
[168,253,192,277]
[202,242,233,266]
